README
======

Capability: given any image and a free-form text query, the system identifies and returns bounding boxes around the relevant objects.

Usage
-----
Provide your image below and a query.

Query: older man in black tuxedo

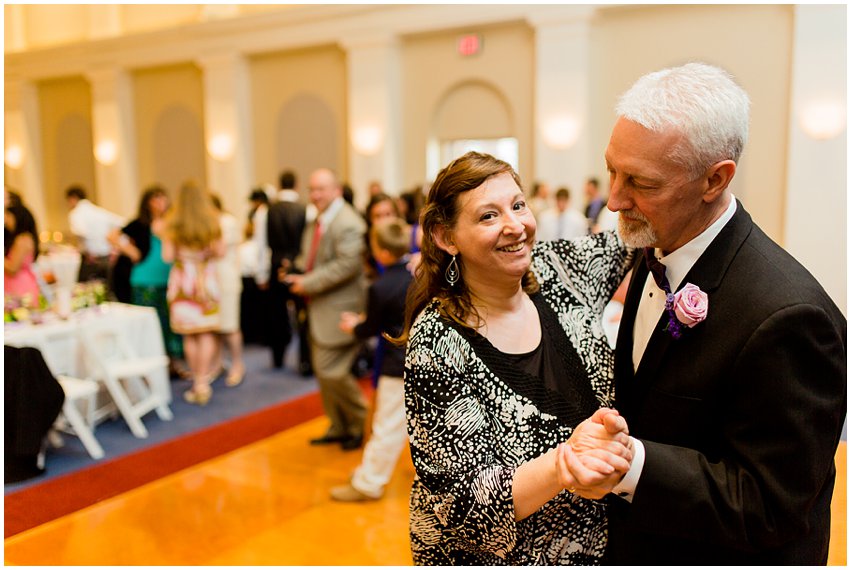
[567,63,846,564]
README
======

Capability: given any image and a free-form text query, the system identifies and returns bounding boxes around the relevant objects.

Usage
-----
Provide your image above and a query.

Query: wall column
[341,34,402,209]
[6,4,27,52]
[197,52,254,222]
[784,5,846,314]
[4,79,46,229]
[85,67,139,218]
[528,7,595,206]
[87,5,122,40]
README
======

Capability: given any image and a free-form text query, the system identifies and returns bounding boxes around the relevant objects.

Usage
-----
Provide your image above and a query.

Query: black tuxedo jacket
[267,199,306,273]
[607,202,847,565]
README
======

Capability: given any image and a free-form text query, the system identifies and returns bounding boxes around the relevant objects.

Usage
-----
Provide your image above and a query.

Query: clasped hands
[556,408,632,500]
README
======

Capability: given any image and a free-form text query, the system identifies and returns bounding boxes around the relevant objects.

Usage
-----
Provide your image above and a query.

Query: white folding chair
[53,375,105,459]
[24,336,106,460]
[78,317,173,438]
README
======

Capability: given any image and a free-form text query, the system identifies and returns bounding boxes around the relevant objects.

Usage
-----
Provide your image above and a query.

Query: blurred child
[331,217,413,501]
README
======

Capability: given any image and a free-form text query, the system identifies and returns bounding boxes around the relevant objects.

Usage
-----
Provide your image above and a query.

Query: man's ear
[432,224,457,256]
[703,160,736,204]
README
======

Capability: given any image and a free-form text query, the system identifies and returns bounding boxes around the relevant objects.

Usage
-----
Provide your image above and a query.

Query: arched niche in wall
[428,80,516,178]
[152,105,205,194]
[277,93,339,196]
[56,112,95,205]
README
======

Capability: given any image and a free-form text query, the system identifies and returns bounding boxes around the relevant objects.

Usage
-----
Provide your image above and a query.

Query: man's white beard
[617,211,657,249]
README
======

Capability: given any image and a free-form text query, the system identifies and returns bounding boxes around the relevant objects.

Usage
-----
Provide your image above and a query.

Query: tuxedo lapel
[616,201,755,405]
[678,201,753,295]
[614,253,645,410]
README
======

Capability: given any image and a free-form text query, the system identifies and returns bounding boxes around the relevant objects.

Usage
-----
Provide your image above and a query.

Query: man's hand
[556,408,633,500]
[339,311,362,334]
[284,274,306,296]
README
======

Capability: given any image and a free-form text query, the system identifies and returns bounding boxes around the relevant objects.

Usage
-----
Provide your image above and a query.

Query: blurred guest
[536,187,588,241]
[359,192,402,382]
[284,168,368,450]
[342,182,355,206]
[4,193,40,303]
[397,186,425,226]
[331,217,413,501]
[367,180,384,197]
[210,194,245,387]
[5,188,38,251]
[162,182,224,406]
[65,185,125,284]
[249,187,271,291]
[111,186,185,376]
[266,170,309,373]
[363,193,400,278]
[238,217,266,346]
[583,177,606,229]
[528,181,552,218]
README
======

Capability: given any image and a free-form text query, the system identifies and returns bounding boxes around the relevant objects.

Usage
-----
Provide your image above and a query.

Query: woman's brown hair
[389,151,538,346]
[165,180,221,249]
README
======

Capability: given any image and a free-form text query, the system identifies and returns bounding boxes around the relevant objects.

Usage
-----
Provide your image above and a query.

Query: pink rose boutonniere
[664,282,708,339]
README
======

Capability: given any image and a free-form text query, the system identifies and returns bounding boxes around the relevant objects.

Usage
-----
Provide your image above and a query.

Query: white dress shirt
[276,189,300,203]
[536,206,588,241]
[68,199,125,256]
[251,203,271,285]
[612,195,738,502]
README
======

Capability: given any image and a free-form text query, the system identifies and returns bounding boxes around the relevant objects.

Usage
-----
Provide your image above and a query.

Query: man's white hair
[616,62,750,177]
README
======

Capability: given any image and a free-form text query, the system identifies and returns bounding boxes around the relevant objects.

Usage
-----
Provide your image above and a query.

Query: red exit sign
[457,34,482,56]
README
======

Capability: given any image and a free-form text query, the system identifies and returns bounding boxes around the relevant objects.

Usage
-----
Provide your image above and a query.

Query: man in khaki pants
[284,168,368,450]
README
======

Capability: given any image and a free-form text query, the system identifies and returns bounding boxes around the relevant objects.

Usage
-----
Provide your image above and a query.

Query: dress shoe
[183,387,212,406]
[225,364,245,387]
[341,434,364,451]
[330,483,380,502]
[310,434,349,446]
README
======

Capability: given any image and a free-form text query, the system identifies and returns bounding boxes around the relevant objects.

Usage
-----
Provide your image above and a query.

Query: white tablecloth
[4,302,172,404]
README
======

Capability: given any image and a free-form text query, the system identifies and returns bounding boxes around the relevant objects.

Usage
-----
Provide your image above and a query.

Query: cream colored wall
[589,4,793,243]
[249,45,348,195]
[121,5,202,36]
[37,76,94,235]
[133,63,206,197]
[401,21,534,189]
[24,5,89,50]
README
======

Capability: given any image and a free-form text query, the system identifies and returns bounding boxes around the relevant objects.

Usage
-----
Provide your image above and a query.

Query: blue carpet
[5,342,317,494]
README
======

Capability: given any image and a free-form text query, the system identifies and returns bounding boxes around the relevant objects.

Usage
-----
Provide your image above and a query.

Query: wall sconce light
[799,98,846,140]
[542,114,581,150]
[5,144,23,169]
[94,139,118,165]
[352,125,383,156]
[208,133,234,161]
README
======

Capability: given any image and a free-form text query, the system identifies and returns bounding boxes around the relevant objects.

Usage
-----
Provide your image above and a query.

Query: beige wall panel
[401,21,534,189]
[24,5,88,50]
[590,4,793,242]
[121,5,202,36]
[133,63,206,199]
[238,5,297,17]
[435,82,512,140]
[37,76,94,235]
[249,45,347,198]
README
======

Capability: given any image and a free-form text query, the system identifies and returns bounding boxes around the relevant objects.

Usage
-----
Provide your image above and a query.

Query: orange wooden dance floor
[4,420,846,565]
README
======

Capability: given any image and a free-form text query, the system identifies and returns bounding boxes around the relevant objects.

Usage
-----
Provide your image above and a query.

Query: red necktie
[305,221,322,272]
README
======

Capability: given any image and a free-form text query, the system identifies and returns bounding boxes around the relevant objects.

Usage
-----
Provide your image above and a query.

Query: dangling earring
[445,254,460,286]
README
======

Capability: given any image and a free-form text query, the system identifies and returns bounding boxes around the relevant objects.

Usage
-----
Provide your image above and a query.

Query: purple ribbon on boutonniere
[644,249,709,339]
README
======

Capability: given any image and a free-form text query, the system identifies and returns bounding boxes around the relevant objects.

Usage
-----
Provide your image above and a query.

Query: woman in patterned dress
[162,181,224,406]
[396,152,635,564]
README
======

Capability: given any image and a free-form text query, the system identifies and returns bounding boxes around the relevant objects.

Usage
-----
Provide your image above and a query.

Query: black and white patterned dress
[405,231,631,565]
